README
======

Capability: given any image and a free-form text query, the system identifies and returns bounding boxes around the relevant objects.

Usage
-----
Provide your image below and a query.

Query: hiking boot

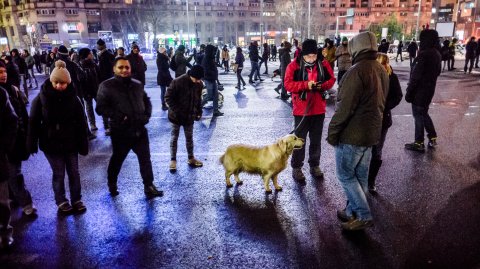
[188,158,203,168]
[337,209,355,222]
[404,142,425,152]
[144,184,164,197]
[22,203,37,216]
[341,218,373,231]
[72,201,87,213]
[292,168,306,181]
[428,137,438,148]
[310,166,324,179]
[57,202,73,215]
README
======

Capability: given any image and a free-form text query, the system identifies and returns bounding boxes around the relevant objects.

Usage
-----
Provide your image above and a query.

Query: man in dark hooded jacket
[327,31,389,231]
[201,44,223,117]
[126,44,147,85]
[404,29,442,152]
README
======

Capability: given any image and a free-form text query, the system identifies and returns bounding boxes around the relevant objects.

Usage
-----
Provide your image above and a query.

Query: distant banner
[98,31,113,43]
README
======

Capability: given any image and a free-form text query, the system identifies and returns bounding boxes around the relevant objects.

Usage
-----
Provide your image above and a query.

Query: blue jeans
[412,104,436,143]
[160,85,167,106]
[204,79,219,111]
[249,61,260,81]
[45,153,82,205]
[335,143,373,221]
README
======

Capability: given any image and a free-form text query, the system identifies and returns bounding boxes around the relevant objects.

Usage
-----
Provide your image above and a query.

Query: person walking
[284,39,336,181]
[96,39,115,135]
[324,40,336,70]
[0,56,21,100]
[407,39,419,66]
[404,29,442,152]
[40,51,48,74]
[0,61,36,217]
[234,47,246,90]
[368,53,403,193]
[201,44,223,117]
[96,57,163,197]
[221,45,230,73]
[259,43,270,74]
[395,41,404,62]
[156,47,173,111]
[165,65,204,172]
[10,49,28,99]
[378,39,389,54]
[126,44,147,85]
[0,82,18,250]
[278,41,292,100]
[78,48,102,132]
[448,38,458,71]
[33,51,42,74]
[463,36,477,74]
[440,40,450,72]
[335,37,351,85]
[248,41,262,84]
[327,31,389,231]
[271,44,277,61]
[27,60,89,215]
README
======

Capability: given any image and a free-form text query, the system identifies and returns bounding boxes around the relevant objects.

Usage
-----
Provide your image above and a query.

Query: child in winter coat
[27,60,89,215]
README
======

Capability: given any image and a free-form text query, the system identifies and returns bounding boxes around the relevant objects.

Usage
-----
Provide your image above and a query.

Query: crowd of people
[0,27,472,249]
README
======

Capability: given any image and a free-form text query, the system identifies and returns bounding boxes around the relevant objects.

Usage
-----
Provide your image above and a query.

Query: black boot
[368,159,382,194]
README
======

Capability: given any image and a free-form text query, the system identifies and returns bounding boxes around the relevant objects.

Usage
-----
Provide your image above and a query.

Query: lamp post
[415,0,422,40]
[260,0,264,45]
[307,0,311,38]
[187,0,190,48]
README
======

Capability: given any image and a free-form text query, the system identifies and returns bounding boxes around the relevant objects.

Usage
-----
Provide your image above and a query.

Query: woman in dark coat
[27,60,88,215]
[368,53,403,193]
[156,47,173,111]
[234,47,246,90]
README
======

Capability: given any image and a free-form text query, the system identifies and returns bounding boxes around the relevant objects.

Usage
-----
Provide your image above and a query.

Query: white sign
[381,28,388,39]
[0,37,7,45]
[287,28,292,40]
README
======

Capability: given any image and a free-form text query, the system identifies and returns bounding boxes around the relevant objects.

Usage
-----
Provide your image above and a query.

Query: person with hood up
[334,37,351,85]
[126,44,147,85]
[378,39,389,54]
[284,39,336,182]
[165,65,205,172]
[464,36,477,74]
[404,29,442,152]
[173,45,193,78]
[27,60,89,215]
[96,39,115,136]
[201,44,223,117]
[327,31,389,231]
[156,47,173,111]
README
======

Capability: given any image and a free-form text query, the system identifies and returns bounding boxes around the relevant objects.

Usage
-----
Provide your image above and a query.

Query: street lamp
[307,0,311,38]
[415,0,422,40]
[187,0,190,48]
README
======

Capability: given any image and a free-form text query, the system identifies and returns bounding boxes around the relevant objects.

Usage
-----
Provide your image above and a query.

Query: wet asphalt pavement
[1,57,480,269]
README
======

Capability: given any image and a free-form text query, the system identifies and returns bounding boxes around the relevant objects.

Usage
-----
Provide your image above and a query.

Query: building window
[85,0,99,3]
[40,22,58,33]
[228,12,234,16]
[217,12,224,16]
[238,22,244,31]
[329,3,335,7]
[251,12,260,16]
[206,12,211,16]
[249,2,259,7]
[87,22,101,33]
[195,11,201,16]
[193,1,199,5]
[239,12,245,17]
[239,2,245,6]
[36,9,55,15]
[320,3,325,7]
[65,22,79,33]
[205,1,211,5]
[65,9,79,15]
[86,9,100,16]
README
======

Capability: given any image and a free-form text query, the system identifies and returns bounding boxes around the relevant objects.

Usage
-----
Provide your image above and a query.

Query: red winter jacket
[284,58,335,116]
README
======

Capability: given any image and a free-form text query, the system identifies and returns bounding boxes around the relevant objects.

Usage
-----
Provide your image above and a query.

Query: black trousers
[291,114,325,168]
[107,128,154,187]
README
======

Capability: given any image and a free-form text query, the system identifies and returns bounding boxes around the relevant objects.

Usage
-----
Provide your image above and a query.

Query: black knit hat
[97,39,106,46]
[187,65,204,79]
[0,60,6,69]
[58,45,69,56]
[302,39,318,55]
[78,48,91,60]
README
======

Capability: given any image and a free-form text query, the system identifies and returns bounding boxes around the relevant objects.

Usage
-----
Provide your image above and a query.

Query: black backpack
[169,55,177,71]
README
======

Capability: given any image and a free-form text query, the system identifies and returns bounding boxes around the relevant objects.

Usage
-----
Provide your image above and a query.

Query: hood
[348,31,377,59]
[205,44,216,58]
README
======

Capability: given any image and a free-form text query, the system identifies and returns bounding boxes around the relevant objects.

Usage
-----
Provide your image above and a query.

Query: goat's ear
[278,139,287,153]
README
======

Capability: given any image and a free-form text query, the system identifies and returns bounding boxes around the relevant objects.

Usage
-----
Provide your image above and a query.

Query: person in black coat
[464,36,477,74]
[395,41,404,62]
[201,44,223,116]
[96,57,163,198]
[248,41,262,83]
[368,53,403,193]
[0,70,18,250]
[0,61,36,216]
[378,39,390,54]
[165,65,204,172]
[259,43,270,74]
[79,48,103,132]
[126,44,147,85]
[156,47,173,111]
[405,30,442,152]
[475,38,480,68]
[407,39,418,66]
[27,60,89,215]
[0,56,21,96]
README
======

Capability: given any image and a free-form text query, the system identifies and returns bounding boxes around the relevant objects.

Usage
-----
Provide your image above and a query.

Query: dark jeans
[371,126,389,161]
[291,114,325,168]
[337,70,347,85]
[464,57,475,73]
[395,52,403,61]
[259,58,268,73]
[108,128,154,187]
[412,104,437,143]
[409,55,416,66]
[475,54,480,67]
[0,180,13,244]
[160,85,167,106]
[236,67,246,86]
[170,123,194,160]
[7,160,32,207]
[249,61,260,81]
[203,79,219,111]
[448,56,455,70]
[44,152,82,205]
[222,59,229,71]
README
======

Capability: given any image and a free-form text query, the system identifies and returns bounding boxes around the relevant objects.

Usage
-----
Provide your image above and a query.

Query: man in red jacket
[284,39,335,181]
